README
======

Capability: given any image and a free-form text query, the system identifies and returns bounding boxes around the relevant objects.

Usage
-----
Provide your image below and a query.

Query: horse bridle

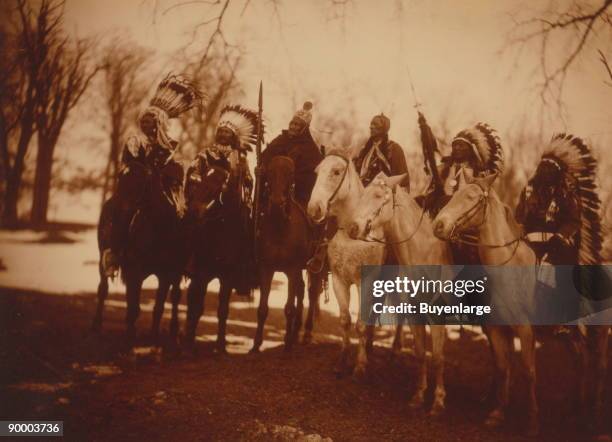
[324,154,350,215]
[448,181,489,242]
[447,181,524,264]
[264,156,296,218]
[361,181,426,245]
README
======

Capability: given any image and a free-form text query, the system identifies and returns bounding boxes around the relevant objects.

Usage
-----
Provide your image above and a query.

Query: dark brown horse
[92,160,187,344]
[251,156,322,352]
[183,161,254,353]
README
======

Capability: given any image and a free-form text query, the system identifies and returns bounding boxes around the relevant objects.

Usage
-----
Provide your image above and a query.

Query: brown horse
[183,161,253,353]
[251,156,322,352]
[93,160,187,344]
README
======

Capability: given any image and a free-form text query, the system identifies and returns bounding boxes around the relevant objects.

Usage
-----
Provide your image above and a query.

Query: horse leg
[125,276,143,344]
[564,327,588,426]
[185,277,205,345]
[291,270,305,347]
[391,323,403,360]
[485,327,512,429]
[151,277,171,345]
[591,325,609,436]
[481,325,499,404]
[169,281,182,342]
[332,276,351,377]
[216,280,232,354]
[92,262,108,332]
[516,325,538,436]
[303,271,321,345]
[284,272,297,351]
[251,267,273,353]
[408,324,427,409]
[430,325,447,417]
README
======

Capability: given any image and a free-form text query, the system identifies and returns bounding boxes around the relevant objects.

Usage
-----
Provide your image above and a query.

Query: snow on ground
[0,228,358,318]
[0,227,480,351]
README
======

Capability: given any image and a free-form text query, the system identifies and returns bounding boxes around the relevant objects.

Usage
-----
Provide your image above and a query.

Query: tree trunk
[30,140,54,226]
[2,174,21,228]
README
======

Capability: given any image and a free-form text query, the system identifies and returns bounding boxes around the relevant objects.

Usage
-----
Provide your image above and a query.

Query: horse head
[307,148,356,223]
[265,155,295,221]
[348,172,406,240]
[433,171,498,240]
[186,163,230,220]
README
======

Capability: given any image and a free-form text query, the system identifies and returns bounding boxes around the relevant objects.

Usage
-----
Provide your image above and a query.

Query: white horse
[433,172,541,435]
[307,149,386,378]
[347,172,452,416]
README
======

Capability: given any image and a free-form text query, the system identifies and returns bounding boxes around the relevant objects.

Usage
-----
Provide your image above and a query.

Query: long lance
[253,81,263,261]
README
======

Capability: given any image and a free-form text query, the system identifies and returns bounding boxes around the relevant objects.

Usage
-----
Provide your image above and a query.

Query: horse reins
[360,184,427,246]
[448,181,525,264]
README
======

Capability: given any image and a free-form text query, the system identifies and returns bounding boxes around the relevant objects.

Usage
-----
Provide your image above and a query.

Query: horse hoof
[485,410,504,429]
[215,343,228,355]
[249,346,260,354]
[408,395,425,409]
[352,366,367,383]
[302,334,312,345]
[91,320,102,333]
[428,403,445,418]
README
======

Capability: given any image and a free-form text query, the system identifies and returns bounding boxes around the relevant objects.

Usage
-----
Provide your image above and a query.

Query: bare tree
[0,0,62,227]
[174,45,242,157]
[30,10,100,225]
[507,0,612,109]
[98,39,151,208]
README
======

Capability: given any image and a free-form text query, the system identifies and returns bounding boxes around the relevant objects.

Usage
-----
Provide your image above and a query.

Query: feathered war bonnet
[217,105,263,151]
[539,134,603,264]
[137,73,205,151]
[452,123,504,174]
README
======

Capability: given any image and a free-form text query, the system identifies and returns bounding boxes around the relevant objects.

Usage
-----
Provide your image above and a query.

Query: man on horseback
[260,101,323,207]
[353,113,409,189]
[102,74,203,276]
[187,104,259,295]
[515,134,603,324]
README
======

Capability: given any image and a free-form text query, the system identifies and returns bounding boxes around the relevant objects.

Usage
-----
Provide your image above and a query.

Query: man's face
[534,161,561,187]
[140,114,158,139]
[288,117,306,137]
[216,127,235,145]
[369,118,386,139]
[451,140,475,163]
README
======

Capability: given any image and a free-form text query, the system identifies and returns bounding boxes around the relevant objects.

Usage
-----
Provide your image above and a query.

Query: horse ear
[385,173,407,189]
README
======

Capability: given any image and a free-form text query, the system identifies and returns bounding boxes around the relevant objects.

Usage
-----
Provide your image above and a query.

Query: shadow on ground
[0,285,610,441]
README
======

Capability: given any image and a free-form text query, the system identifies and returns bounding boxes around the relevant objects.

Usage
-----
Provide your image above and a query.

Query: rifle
[253,82,264,261]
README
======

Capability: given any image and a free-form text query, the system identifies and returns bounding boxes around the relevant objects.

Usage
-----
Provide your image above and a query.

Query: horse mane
[325,147,353,161]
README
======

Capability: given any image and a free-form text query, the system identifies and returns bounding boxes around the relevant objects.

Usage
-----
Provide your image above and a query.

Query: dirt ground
[0,285,610,442]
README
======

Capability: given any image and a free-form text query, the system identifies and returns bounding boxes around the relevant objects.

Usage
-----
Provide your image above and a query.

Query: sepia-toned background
[0,1,610,441]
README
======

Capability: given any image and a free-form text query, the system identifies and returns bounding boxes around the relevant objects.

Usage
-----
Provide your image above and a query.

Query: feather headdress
[217,105,263,149]
[540,133,602,264]
[149,73,205,118]
[452,123,504,174]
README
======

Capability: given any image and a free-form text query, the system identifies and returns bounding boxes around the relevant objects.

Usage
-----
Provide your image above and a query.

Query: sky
[52,0,612,221]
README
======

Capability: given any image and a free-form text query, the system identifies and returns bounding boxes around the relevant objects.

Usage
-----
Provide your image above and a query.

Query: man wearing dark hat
[260,101,323,206]
[354,114,409,189]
